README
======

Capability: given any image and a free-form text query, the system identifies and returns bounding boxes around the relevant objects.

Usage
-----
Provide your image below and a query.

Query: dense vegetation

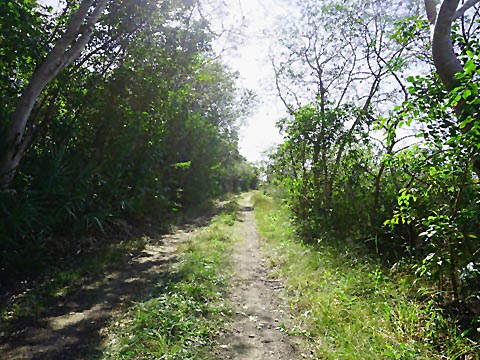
[254,193,478,358]
[264,0,480,354]
[0,0,257,282]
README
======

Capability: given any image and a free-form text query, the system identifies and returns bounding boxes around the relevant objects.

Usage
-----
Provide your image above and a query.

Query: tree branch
[431,0,462,91]
[453,0,480,19]
[425,0,438,24]
[0,0,110,190]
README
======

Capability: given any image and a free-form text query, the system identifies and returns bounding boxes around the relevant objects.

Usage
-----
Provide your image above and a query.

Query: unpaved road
[218,194,300,359]
[0,223,202,360]
[0,195,301,359]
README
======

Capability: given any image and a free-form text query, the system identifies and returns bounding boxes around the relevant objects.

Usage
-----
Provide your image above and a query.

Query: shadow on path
[0,219,210,360]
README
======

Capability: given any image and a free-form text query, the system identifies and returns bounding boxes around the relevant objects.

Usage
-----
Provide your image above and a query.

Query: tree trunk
[0,0,109,190]
[425,0,480,176]
[429,0,462,90]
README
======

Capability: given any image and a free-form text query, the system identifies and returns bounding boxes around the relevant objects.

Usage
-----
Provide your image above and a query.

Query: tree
[424,0,480,174]
[0,0,253,278]
[0,0,109,190]
[268,0,421,237]
[262,0,480,346]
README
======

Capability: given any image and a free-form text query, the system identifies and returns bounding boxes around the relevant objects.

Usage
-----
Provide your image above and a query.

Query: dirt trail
[0,222,204,360]
[0,196,301,359]
[218,194,300,359]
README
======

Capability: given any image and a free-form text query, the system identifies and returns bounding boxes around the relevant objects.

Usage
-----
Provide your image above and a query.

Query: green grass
[252,193,479,359]
[100,208,235,359]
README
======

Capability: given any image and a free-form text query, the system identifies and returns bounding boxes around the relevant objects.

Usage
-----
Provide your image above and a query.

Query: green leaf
[462,89,472,99]
[459,117,474,129]
[173,161,192,169]
[464,59,476,74]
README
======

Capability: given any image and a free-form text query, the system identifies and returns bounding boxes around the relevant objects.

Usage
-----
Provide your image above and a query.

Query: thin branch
[453,0,480,19]
[271,59,295,115]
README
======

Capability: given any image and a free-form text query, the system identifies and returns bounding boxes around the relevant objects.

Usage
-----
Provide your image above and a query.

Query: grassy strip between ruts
[252,193,479,360]
[100,207,236,359]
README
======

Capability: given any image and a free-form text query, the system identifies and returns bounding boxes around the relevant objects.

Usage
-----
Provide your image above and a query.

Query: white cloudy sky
[40,0,294,162]
[211,0,294,162]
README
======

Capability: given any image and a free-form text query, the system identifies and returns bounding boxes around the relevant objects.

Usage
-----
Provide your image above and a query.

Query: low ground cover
[253,193,479,359]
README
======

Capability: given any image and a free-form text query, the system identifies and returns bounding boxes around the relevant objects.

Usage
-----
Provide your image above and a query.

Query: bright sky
[213,0,295,163]
[40,0,291,163]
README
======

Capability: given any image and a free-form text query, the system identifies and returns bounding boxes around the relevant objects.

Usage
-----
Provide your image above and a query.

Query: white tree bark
[426,0,480,90]
[0,0,109,190]
[453,0,480,20]
[424,0,480,174]
[426,0,463,91]
[425,0,438,25]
